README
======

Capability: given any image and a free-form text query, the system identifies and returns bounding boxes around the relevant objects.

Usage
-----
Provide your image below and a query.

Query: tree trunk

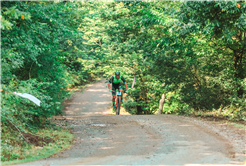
[233,50,244,97]
[137,105,143,115]
[139,75,149,114]
[158,93,165,114]
[218,105,223,115]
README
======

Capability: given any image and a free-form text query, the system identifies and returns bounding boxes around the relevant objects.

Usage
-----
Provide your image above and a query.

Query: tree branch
[29,61,35,79]
[5,117,31,144]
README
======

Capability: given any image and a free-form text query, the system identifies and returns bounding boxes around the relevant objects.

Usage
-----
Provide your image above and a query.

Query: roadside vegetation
[1,0,245,163]
[1,1,100,163]
[96,1,245,121]
[1,125,74,166]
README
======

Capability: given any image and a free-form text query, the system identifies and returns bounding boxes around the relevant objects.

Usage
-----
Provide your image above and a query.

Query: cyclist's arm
[108,75,114,89]
[121,76,128,90]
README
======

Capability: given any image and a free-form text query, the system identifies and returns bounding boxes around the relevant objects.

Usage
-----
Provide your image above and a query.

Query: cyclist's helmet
[115,71,120,76]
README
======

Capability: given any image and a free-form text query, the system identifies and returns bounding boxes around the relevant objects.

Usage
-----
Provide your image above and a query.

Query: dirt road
[16,80,245,165]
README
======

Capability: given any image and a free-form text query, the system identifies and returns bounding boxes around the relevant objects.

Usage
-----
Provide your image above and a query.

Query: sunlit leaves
[1,1,97,136]
[1,5,31,30]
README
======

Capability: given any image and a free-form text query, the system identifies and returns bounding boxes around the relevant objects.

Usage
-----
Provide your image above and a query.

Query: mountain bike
[113,89,123,115]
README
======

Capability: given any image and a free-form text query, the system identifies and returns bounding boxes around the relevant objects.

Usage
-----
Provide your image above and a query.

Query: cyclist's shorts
[112,87,123,96]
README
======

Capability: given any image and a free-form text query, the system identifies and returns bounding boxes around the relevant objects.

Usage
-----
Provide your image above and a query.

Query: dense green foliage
[1,0,245,162]
[1,1,99,162]
[90,1,245,117]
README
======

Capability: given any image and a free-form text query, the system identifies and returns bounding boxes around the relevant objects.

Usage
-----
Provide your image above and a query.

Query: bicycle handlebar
[112,89,126,93]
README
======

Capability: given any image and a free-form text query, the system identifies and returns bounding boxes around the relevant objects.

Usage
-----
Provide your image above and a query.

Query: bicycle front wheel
[116,96,120,115]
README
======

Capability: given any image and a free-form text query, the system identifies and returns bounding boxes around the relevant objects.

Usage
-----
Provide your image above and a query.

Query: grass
[230,123,246,130]
[107,103,131,115]
[1,126,74,166]
[1,77,102,165]
[185,109,246,132]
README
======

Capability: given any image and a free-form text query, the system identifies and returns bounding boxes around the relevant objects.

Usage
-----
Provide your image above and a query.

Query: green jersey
[109,75,126,89]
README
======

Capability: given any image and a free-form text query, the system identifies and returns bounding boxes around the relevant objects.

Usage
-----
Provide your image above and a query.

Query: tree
[179,1,246,97]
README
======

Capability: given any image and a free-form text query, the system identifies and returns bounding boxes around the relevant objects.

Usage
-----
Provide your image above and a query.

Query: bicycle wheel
[117,96,120,115]
[115,96,118,108]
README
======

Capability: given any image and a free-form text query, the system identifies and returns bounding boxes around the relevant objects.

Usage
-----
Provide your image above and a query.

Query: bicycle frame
[114,89,123,115]
[115,90,122,107]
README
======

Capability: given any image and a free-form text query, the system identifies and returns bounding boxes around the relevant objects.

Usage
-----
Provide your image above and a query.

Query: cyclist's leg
[112,87,116,108]
[119,85,123,103]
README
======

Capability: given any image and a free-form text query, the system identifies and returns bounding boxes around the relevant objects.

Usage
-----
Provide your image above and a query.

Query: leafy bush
[1,1,101,162]
[97,0,245,119]
[123,98,138,115]
[1,140,22,162]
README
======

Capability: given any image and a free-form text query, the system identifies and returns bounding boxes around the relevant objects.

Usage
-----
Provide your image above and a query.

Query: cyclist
[108,71,129,109]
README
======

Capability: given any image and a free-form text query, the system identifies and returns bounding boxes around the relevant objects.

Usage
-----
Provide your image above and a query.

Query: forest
[1,0,245,162]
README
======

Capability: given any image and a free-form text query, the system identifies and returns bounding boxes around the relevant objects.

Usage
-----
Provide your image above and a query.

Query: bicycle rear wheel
[116,96,120,115]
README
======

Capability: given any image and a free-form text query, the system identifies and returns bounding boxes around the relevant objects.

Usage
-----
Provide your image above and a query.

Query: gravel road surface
[15,80,245,165]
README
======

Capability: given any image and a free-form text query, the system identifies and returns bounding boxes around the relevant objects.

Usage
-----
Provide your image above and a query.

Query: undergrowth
[1,121,74,166]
